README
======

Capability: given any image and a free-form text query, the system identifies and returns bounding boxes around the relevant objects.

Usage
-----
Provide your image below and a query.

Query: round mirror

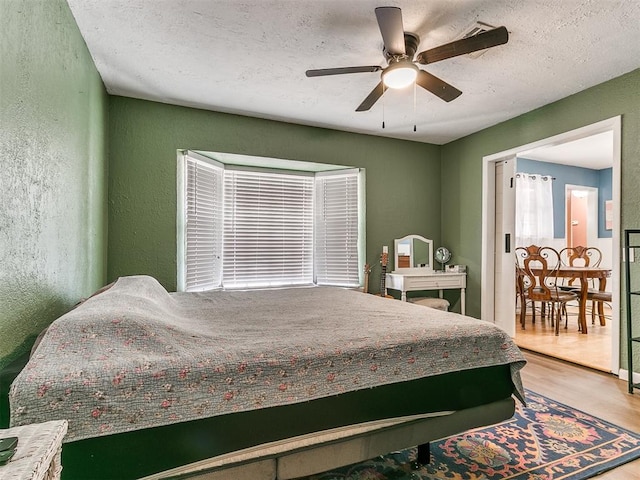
[435,247,451,270]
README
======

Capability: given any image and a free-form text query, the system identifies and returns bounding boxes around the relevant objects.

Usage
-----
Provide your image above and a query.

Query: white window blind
[179,152,364,292]
[183,154,223,291]
[314,170,360,286]
[223,169,314,288]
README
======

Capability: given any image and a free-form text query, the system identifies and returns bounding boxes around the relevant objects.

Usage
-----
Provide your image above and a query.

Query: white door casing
[481,116,621,375]
[493,159,516,336]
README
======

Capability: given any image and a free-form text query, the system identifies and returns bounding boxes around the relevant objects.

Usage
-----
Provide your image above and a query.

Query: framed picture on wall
[605,200,613,230]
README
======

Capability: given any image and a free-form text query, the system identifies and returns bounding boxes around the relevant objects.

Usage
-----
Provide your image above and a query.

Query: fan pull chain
[413,81,417,132]
[382,84,386,129]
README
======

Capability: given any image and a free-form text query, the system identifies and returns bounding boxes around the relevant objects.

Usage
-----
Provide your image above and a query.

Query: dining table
[551,265,611,334]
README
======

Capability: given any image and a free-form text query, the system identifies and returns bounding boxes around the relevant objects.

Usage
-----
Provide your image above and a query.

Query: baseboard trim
[617,368,640,387]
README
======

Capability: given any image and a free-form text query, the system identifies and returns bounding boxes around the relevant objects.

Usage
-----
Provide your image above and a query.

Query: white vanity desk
[384,234,466,314]
[385,270,466,314]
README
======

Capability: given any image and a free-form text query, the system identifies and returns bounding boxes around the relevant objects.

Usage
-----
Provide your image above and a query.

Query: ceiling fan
[305,6,509,112]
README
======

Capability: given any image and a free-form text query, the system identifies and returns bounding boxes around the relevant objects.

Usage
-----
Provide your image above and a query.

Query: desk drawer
[405,276,464,290]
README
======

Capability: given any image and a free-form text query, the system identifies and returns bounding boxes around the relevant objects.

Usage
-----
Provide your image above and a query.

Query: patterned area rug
[306,390,640,480]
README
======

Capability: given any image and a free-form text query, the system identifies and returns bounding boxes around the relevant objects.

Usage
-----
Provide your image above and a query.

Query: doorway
[481,117,621,375]
[566,185,598,249]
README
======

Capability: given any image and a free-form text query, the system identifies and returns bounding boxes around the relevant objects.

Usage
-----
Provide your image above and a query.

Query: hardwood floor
[514,304,611,371]
[521,351,640,479]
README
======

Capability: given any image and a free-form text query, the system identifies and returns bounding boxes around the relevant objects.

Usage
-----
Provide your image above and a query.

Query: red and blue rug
[307,390,640,479]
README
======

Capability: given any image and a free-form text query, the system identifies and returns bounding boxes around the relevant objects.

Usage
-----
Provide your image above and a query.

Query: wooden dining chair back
[559,246,610,326]
[515,260,537,329]
[560,245,602,274]
[560,246,602,268]
[559,246,603,287]
[515,245,578,335]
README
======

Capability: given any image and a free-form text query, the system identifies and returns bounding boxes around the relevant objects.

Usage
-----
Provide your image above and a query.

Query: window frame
[177,151,365,292]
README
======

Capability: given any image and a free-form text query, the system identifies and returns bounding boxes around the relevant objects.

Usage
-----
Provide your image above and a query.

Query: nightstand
[0,420,67,479]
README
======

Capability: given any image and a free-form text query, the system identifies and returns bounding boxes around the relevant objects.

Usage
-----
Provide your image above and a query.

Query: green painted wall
[107,97,441,296]
[441,69,640,365]
[3,0,636,375]
[0,0,109,369]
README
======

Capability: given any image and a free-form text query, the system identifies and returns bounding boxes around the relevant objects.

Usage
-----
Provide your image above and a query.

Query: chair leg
[588,299,607,326]
[529,301,534,326]
[598,300,606,325]
[561,303,568,328]
[554,303,560,336]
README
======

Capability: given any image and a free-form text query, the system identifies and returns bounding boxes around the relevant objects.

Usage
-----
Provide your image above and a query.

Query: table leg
[401,290,407,302]
[461,288,466,315]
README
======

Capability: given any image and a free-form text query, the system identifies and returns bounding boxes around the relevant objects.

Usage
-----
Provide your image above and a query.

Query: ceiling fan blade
[356,82,386,112]
[375,6,405,55]
[306,66,382,77]
[416,70,462,102]
[416,26,509,64]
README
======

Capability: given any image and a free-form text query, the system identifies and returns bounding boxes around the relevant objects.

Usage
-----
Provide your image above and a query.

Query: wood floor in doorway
[514,305,611,372]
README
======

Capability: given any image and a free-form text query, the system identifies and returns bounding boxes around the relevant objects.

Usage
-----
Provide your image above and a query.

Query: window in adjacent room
[177,150,365,292]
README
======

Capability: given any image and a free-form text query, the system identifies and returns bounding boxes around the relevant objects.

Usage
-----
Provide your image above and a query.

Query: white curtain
[515,173,554,247]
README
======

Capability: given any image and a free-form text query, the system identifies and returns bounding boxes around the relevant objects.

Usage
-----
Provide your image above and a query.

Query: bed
[9,275,526,479]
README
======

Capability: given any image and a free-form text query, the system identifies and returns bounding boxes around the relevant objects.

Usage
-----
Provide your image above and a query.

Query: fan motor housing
[384,32,420,61]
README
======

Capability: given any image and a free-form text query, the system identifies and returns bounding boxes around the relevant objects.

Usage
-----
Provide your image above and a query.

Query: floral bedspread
[9,276,526,442]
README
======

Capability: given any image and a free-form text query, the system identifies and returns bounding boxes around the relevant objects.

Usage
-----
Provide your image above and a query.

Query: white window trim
[177,150,365,292]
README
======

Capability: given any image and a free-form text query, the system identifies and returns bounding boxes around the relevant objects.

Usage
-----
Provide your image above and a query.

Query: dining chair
[516,261,537,328]
[558,245,594,325]
[589,290,612,324]
[515,245,579,335]
[515,246,552,329]
[580,247,611,325]
[559,245,602,271]
[559,246,609,325]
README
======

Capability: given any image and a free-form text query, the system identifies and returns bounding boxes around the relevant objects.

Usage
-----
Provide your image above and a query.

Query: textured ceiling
[67,0,640,145]
[519,131,614,170]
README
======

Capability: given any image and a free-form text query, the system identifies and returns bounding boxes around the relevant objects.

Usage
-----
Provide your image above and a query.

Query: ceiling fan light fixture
[382,61,418,89]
